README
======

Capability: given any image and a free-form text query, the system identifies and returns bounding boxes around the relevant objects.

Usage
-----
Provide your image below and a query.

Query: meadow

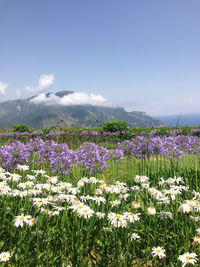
[1,126,200,266]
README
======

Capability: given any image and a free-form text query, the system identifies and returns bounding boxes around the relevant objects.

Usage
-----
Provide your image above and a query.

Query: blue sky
[0,0,200,115]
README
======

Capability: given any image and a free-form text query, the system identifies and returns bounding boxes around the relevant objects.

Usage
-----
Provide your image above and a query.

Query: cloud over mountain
[29,92,111,107]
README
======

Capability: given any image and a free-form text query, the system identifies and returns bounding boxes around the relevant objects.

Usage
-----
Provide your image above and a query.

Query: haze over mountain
[0,91,163,129]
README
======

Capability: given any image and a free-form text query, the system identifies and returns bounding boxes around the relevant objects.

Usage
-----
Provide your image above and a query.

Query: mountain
[0,91,163,128]
[155,114,200,127]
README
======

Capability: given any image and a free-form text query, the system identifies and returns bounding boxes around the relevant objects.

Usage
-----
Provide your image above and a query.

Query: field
[1,127,200,266]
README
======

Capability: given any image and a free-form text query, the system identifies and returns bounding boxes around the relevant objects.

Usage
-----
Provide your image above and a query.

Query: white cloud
[30,92,111,107]
[16,89,22,98]
[60,92,110,106]
[30,93,60,105]
[26,74,55,93]
[0,81,8,95]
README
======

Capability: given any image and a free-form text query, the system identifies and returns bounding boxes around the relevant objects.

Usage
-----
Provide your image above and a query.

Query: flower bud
[194,236,200,244]
[147,206,156,215]
[132,201,141,209]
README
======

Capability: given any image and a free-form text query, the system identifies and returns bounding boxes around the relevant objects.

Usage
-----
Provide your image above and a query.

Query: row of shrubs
[3,121,200,138]
[11,121,129,133]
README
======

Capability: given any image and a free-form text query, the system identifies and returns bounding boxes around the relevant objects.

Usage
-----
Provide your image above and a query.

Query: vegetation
[0,125,200,265]
[102,120,128,132]
[13,124,30,133]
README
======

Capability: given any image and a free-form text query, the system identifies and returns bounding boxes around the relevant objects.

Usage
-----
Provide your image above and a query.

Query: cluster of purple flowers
[0,131,43,138]
[190,128,200,134]
[0,141,31,169]
[0,138,122,175]
[1,135,200,174]
[0,129,134,139]
[148,129,161,136]
[76,143,110,174]
[118,135,200,160]
[167,129,183,136]
[26,138,76,175]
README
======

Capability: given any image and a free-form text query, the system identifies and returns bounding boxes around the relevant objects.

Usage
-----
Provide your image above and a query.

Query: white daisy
[123,212,140,222]
[77,206,94,219]
[27,217,38,226]
[0,252,11,262]
[96,212,106,219]
[17,164,29,171]
[94,196,106,205]
[14,213,31,227]
[0,185,11,195]
[178,252,198,266]
[107,212,127,227]
[110,200,121,207]
[47,176,58,184]
[33,170,46,176]
[48,210,60,216]
[152,246,166,259]
[178,203,193,213]
[131,233,140,240]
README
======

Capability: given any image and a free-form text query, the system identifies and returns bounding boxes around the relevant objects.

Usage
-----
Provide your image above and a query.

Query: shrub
[102,120,128,132]
[13,124,30,133]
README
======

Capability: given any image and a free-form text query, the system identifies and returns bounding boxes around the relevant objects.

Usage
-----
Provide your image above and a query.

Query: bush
[102,120,128,132]
[13,124,30,133]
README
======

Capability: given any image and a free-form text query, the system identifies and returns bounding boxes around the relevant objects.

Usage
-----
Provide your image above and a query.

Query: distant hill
[0,91,164,128]
[155,114,200,127]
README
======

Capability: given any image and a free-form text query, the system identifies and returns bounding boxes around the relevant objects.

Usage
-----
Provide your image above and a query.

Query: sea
[154,114,200,127]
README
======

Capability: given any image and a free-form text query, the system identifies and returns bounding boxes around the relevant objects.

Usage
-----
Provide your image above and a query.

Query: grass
[0,153,200,265]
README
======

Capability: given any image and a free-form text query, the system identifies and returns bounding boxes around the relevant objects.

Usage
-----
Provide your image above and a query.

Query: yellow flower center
[186,256,190,260]
[19,217,24,220]
[157,249,161,253]
[129,213,134,216]
[77,206,83,209]
[3,255,6,258]
[1,186,5,189]
[83,210,88,213]
[115,215,121,219]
